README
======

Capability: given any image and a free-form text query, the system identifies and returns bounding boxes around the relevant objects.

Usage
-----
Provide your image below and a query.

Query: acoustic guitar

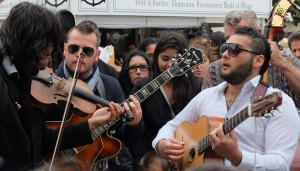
[174,92,282,171]
[45,47,203,171]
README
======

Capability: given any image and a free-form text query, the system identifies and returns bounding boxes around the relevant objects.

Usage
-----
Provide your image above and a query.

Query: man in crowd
[153,27,300,171]
[288,31,300,60]
[202,10,300,109]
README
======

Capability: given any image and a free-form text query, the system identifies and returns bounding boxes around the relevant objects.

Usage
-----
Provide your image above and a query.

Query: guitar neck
[91,70,174,139]
[197,107,250,154]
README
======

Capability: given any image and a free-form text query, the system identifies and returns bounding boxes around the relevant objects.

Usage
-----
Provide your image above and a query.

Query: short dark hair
[66,20,101,47]
[138,37,158,53]
[234,27,271,75]
[288,31,300,49]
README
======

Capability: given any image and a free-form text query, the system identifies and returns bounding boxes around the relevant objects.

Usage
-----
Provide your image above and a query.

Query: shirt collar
[2,55,19,79]
[216,75,261,96]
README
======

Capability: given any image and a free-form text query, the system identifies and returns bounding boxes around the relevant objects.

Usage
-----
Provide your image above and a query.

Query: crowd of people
[0,1,300,171]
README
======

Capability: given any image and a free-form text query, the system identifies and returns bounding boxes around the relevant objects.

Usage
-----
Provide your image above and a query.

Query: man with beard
[202,10,300,109]
[152,27,300,170]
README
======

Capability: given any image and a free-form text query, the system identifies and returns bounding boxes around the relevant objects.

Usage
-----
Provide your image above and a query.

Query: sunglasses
[220,43,260,57]
[67,44,95,57]
[127,64,149,73]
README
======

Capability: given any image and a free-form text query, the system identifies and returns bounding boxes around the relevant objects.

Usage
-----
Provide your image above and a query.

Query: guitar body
[45,104,123,171]
[67,128,124,171]
[174,116,224,170]
[173,92,282,171]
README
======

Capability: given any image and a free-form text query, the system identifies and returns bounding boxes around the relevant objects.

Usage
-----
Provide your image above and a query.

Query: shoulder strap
[97,76,107,99]
[251,80,269,103]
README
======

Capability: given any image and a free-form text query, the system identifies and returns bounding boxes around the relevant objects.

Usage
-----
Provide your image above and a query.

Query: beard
[221,57,253,85]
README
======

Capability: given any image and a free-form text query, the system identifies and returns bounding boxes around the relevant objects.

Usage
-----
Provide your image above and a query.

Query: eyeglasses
[220,43,260,57]
[67,44,95,57]
[127,64,149,73]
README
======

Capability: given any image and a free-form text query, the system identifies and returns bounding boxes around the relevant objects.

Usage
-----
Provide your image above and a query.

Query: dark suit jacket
[0,65,92,171]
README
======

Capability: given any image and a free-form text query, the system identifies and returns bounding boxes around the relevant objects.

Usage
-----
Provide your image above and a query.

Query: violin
[31,67,110,116]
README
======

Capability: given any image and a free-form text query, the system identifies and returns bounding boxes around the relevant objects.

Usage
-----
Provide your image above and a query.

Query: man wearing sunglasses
[52,20,144,170]
[153,27,300,171]
[202,10,300,110]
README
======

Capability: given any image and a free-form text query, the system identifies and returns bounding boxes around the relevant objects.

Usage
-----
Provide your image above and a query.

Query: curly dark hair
[234,27,271,75]
[0,2,62,76]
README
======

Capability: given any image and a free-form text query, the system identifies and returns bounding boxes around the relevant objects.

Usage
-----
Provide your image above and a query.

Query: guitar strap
[251,80,269,103]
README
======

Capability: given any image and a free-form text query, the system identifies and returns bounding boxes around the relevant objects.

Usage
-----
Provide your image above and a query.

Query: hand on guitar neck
[209,123,242,166]
[88,101,123,131]
[88,95,142,130]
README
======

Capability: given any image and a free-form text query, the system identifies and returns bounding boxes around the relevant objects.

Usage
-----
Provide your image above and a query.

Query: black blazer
[0,65,92,171]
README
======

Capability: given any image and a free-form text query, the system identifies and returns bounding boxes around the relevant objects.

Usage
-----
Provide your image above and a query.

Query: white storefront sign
[0,0,272,28]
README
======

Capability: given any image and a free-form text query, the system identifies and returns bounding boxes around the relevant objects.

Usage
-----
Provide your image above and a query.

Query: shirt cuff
[235,150,254,170]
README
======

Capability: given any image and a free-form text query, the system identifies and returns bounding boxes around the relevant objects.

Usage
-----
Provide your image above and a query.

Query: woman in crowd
[189,37,219,87]
[118,50,151,98]
[130,32,201,170]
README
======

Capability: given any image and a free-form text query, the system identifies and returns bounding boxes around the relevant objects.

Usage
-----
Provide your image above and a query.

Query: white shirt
[152,76,300,171]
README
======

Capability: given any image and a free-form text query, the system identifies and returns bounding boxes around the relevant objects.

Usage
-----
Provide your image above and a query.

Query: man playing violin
[153,27,300,171]
[202,10,300,109]
[0,2,142,171]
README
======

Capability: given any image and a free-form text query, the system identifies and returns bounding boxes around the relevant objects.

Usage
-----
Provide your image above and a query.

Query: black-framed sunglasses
[67,44,95,57]
[220,43,260,57]
[127,64,149,73]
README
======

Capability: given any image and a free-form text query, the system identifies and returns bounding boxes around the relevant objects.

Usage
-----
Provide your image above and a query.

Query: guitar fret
[146,83,155,93]
[197,106,251,154]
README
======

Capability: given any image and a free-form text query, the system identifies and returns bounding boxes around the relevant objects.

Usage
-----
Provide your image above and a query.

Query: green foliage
[273,0,300,26]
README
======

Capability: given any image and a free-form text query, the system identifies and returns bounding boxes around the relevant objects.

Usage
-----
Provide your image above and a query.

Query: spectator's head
[288,31,300,60]
[224,10,261,40]
[138,37,158,59]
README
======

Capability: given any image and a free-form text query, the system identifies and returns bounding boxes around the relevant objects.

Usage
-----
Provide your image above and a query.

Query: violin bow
[48,54,85,171]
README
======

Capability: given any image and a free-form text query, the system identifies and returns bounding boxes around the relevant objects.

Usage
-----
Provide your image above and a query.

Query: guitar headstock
[251,92,282,117]
[169,47,203,77]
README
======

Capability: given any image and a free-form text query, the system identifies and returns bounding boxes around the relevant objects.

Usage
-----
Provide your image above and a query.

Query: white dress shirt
[152,76,300,170]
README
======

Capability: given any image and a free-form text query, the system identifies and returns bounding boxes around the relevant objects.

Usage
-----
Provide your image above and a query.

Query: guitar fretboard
[197,107,250,155]
[91,70,174,139]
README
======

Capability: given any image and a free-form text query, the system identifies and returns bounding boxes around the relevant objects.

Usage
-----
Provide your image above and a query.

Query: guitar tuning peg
[172,58,176,62]
[184,49,188,52]
[185,73,188,77]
